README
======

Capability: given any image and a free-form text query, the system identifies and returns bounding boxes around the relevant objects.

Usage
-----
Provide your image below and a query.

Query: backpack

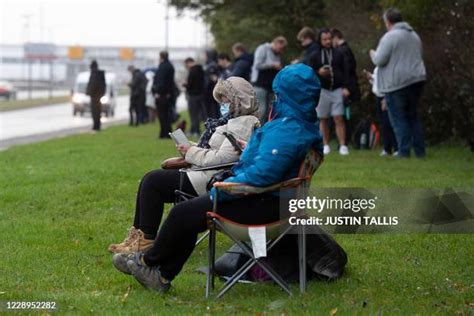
[353,118,380,150]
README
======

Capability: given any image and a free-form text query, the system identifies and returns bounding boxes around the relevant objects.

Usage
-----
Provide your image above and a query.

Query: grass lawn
[0,123,473,315]
[0,96,70,112]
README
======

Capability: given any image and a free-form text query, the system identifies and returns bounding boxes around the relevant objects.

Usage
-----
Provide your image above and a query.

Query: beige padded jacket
[185,115,259,195]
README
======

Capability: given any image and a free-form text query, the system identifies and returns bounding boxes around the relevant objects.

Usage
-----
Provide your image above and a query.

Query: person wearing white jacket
[365,68,398,156]
[108,77,260,254]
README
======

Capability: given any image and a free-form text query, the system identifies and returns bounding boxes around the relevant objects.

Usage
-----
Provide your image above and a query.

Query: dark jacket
[152,59,175,96]
[230,53,253,81]
[186,64,205,96]
[129,69,147,98]
[337,42,361,102]
[86,70,106,99]
[308,47,349,91]
[301,41,319,65]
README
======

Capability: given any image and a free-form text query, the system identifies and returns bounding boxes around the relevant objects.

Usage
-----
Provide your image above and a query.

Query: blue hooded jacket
[211,64,322,200]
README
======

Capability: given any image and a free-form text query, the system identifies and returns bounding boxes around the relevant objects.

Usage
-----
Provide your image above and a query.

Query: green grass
[0,123,473,315]
[0,96,71,112]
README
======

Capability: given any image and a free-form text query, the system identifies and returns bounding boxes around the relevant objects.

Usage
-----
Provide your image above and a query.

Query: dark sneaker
[127,254,171,293]
[112,252,137,275]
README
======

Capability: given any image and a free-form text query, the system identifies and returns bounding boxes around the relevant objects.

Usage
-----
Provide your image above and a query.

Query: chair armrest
[213,177,309,196]
[184,162,237,172]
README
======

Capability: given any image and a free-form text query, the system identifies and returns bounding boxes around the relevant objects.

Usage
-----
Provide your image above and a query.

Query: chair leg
[216,259,255,299]
[195,230,209,246]
[298,224,307,294]
[206,221,216,298]
[255,260,292,296]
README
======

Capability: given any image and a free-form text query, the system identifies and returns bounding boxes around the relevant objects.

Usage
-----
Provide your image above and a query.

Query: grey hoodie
[371,22,426,93]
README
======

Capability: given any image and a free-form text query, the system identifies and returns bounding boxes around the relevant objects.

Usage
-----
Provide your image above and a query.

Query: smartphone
[223,132,242,154]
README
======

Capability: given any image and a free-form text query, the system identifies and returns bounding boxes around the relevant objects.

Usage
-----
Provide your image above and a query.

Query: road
[0,95,187,149]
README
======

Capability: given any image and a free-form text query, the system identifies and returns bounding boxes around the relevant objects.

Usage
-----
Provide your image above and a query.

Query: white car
[0,81,17,100]
[71,71,117,117]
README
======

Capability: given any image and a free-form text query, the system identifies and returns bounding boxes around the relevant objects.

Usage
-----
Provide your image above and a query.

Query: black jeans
[376,97,398,154]
[143,194,281,281]
[133,169,197,238]
[130,94,145,126]
[187,94,204,134]
[155,96,172,138]
[91,97,101,131]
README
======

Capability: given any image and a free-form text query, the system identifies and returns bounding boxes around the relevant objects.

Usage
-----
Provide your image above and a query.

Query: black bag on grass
[213,225,348,282]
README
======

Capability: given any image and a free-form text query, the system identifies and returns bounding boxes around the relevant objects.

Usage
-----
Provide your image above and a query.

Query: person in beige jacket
[108,77,260,254]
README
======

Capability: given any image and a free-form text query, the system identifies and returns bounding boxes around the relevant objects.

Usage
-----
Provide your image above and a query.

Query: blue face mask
[220,102,230,117]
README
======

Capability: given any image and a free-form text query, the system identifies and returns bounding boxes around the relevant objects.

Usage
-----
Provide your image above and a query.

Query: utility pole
[22,14,33,99]
[164,0,169,51]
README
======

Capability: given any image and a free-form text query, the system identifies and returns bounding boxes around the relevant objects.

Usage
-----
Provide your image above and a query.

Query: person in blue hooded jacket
[112,64,323,293]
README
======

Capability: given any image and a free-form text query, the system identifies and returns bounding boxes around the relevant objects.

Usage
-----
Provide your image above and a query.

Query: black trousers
[129,104,139,126]
[376,97,398,154]
[91,97,101,131]
[155,96,172,138]
[129,94,145,126]
[143,193,281,281]
[188,94,204,134]
[133,169,197,238]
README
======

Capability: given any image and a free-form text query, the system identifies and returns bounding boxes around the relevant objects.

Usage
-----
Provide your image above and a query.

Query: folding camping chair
[174,162,237,245]
[174,162,237,204]
[206,149,323,299]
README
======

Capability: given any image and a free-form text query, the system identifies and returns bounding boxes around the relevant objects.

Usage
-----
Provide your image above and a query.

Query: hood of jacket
[212,76,259,118]
[392,22,413,32]
[271,63,321,124]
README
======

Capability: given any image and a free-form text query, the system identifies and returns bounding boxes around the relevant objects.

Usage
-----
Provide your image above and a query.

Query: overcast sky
[0,0,209,47]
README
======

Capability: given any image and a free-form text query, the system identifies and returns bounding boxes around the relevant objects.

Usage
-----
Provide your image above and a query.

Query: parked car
[0,81,17,100]
[71,72,116,117]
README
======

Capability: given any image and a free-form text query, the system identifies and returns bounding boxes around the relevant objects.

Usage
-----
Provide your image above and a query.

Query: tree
[171,0,474,145]
[171,0,325,59]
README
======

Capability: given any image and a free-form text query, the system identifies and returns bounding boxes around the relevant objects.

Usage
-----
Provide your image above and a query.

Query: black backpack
[353,118,380,150]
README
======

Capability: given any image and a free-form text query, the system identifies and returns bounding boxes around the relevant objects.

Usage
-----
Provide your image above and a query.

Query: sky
[0,0,209,48]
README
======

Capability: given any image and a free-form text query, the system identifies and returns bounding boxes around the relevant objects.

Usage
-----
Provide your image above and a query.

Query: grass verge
[0,123,473,315]
[0,96,70,112]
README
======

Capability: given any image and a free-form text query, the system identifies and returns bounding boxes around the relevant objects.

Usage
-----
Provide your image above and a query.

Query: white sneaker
[339,145,349,155]
[380,150,388,156]
[393,151,399,157]
[323,145,331,155]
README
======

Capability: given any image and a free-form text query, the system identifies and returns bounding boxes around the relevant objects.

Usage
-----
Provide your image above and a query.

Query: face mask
[220,102,230,117]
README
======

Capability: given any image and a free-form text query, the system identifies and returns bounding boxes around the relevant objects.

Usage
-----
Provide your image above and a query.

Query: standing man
[370,7,426,158]
[217,53,232,80]
[296,26,319,65]
[152,51,175,139]
[86,60,106,132]
[183,57,205,137]
[203,49,220,119]
[127,65,148,126]
[309,28,350,155]
[251,36,287,123]
[332,28,361,145]
[230,43,253,81]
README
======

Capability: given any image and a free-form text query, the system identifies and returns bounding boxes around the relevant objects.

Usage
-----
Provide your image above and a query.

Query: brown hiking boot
[108,226,139,253]
[108,227,154,254]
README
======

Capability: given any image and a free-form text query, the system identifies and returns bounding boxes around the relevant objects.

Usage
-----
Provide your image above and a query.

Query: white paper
[248,227,267,258]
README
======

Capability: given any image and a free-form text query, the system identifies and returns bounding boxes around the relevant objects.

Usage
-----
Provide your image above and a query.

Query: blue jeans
[385,82,426,157]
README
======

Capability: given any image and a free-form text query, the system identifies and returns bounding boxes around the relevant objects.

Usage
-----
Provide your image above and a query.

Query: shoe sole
[128,261,170,293]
